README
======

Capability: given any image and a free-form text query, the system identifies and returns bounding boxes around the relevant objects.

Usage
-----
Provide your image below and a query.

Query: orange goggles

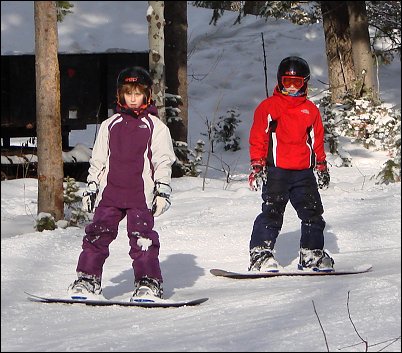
[282,76,305,90]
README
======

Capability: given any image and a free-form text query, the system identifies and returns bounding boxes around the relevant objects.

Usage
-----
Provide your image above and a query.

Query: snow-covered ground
[1,2,401,352]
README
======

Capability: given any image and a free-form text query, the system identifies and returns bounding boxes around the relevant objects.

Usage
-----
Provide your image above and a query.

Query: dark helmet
[277,56,310,94]
[116,66,153,89]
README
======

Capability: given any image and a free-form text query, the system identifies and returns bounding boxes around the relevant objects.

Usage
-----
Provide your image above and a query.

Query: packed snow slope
[1,2,401,352]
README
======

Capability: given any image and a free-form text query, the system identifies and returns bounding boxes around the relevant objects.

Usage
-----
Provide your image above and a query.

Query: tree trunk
[347,1,378,102]
[321,1,356,103]
[165,1,188,177]
[147,1,166,123]
[34,1,64,221]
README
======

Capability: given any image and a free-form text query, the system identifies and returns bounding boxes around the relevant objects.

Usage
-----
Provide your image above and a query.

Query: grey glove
[152,182,172,217]
[82,181,98,213]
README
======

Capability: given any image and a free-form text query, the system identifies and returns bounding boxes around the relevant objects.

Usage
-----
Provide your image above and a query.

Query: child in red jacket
[248,56,334,272]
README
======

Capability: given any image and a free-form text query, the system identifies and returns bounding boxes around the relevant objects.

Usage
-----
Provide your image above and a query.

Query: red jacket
[249,87,326,170]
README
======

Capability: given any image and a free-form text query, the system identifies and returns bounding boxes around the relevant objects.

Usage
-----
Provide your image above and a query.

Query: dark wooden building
[1,52,148,180]
[1,52,148,148]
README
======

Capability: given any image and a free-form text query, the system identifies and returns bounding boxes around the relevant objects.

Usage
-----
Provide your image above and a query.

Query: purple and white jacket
[87,105,176,210]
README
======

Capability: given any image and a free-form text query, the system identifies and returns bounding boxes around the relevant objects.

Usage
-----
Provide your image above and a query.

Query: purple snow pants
[76,206,162,283]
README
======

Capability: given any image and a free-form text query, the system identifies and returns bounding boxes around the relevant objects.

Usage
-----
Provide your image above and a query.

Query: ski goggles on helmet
[281,76,305,90]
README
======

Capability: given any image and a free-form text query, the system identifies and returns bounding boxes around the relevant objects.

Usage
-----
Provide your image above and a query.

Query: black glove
[82,181,98,213]
[315,161,330,190]
[248,159,267,191]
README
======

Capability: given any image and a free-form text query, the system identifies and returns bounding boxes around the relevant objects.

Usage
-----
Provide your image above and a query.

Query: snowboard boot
[248,246,280,272]
[130,277,163,302]
[68,272,103,299]
[298,248,334,272]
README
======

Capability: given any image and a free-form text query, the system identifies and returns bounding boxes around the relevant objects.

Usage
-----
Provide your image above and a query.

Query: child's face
[284,85,300,95]
[124,88,145,109]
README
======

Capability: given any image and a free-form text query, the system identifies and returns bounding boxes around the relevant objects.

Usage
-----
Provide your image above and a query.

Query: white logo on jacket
[301,109,310,114]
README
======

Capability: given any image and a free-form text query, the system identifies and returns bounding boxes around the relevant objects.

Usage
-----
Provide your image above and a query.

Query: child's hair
[116,66,153,107]
[117,83,151,106]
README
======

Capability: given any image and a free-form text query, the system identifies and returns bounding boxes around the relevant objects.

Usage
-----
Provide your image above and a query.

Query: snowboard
[210,264,373,279]
[25,292,208,308]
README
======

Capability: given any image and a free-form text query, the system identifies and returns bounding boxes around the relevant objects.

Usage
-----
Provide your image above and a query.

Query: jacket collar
[115,102,158,119]
[273,86,307,108]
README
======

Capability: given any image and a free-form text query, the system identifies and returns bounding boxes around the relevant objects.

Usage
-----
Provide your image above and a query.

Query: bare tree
[147,1,166,123]
[165,1,188,141]
[34,1,64,220]
[347,1,378,102]
[321,1,356,103]
[165,1,188,176]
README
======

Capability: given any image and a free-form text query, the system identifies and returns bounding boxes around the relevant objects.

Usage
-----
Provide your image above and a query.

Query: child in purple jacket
[68,67,176,302]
